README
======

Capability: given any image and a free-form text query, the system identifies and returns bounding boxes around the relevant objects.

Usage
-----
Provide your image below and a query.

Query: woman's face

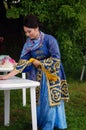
[24,26,39,39]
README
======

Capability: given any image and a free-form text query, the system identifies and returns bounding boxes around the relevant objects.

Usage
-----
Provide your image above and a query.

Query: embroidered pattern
[61,80,69,100]
[41,57,69,106]
[14,59,31,73]
[36,67,42,104]
[48,79,69,106]
[14,57,69,106]
[48,79,61,106]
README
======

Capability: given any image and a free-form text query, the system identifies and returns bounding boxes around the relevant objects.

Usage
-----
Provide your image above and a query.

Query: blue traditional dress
[15,32,69,130]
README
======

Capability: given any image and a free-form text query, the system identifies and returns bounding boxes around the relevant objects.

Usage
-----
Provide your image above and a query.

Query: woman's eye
[24,30,31,34]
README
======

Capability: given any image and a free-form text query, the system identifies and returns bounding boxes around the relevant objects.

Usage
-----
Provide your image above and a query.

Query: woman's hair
[23,14,40,28]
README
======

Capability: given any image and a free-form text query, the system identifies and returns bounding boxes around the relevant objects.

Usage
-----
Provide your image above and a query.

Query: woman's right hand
[0,75,9,80]
[0,69,19,80]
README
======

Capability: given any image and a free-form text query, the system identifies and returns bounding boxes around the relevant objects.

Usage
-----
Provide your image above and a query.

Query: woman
[0,14,69,130]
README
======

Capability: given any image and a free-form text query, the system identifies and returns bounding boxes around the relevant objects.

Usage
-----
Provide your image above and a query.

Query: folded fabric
[0,55,16,68]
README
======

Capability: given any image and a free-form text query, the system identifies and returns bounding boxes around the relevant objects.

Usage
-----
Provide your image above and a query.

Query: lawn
[65,78,86,130]
[0,78,86,130]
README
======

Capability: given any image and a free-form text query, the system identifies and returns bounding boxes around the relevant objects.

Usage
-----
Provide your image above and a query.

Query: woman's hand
[32,59,41,68]
[0,69,19,80]
[0,75,8,80]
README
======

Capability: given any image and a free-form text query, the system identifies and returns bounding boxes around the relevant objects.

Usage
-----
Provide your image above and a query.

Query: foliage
[5,0,86,77]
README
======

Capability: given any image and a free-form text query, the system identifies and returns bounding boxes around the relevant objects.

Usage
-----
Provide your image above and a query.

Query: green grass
[65,79,86,130]
[0,79,86,130]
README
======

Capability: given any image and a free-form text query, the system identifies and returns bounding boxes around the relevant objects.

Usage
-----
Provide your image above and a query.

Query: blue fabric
[37,73,67,130]
[20,32,68,130]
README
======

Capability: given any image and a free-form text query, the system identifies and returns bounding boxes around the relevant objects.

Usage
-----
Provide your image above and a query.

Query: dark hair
[23,14,40,28]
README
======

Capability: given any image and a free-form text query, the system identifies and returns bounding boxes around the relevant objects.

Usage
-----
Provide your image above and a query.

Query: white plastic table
[0,76,40,130]
[0,68,27,106]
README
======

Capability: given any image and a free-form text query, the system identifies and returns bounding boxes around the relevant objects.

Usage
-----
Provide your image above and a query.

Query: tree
[3,0,86,76]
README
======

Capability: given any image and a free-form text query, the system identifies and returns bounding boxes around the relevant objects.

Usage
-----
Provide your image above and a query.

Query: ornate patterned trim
[14,59,31,73]
[36,86,41,105]
[47,78,62,106]
[40,57,69,106]
[36,68,42,105]
[61,80,69,100]
[47,79,69,106]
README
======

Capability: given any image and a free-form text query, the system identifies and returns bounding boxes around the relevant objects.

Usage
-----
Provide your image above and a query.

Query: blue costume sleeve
[46,35,61,59]
[40,35,61,75]
[14,45,33,73]
[20,52,33,73]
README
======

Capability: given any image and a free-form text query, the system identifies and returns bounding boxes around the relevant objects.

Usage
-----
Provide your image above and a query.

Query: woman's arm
[0,69,19,80]
[0,58,41,80]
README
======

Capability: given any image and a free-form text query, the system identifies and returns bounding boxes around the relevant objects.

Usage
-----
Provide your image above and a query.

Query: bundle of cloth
[0,55,16,68]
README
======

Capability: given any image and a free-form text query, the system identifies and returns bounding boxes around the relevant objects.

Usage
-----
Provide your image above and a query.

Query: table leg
[4,90,10,126]
[22,88,26,106]
[30,87,37,130]
[22,73,26,106]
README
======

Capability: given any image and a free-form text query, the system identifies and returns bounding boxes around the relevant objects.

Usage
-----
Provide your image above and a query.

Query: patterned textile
[20,32,44,57]
[36,57,69,106]
[15,57,69,106]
